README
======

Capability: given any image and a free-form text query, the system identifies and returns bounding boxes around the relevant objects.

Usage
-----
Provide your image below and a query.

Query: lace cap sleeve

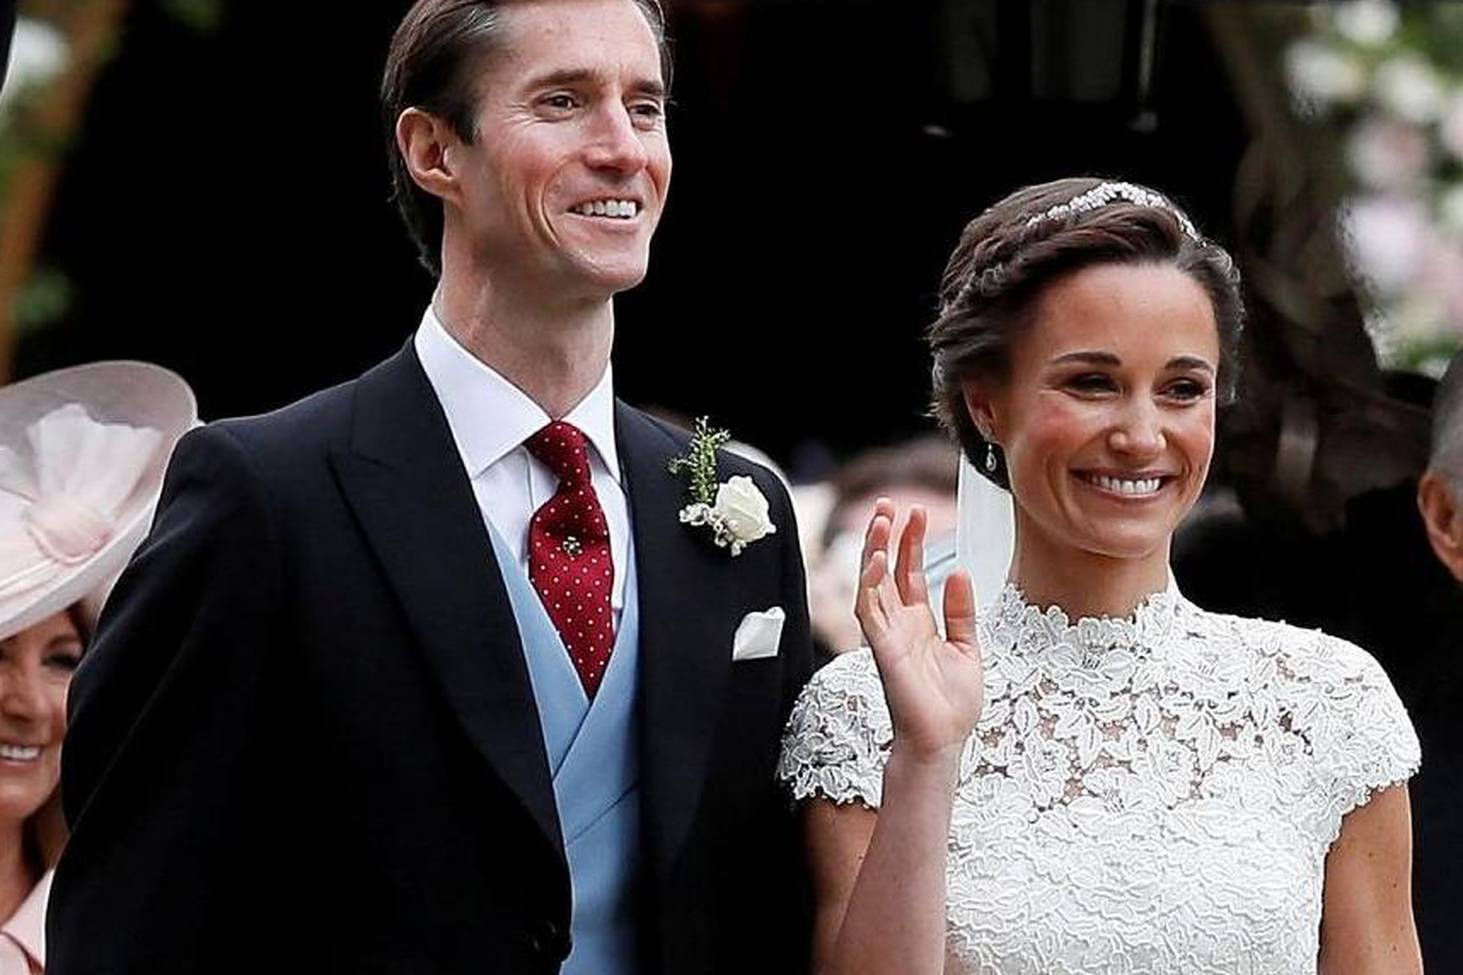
[1281,629,1421,842]
[777,648,892,809]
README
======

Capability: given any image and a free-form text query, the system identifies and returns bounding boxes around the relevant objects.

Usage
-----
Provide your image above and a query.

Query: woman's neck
[0,820,34,923]
[1006,515,1172,620]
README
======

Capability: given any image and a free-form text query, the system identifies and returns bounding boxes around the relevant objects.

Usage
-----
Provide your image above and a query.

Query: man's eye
[542,93,579,111]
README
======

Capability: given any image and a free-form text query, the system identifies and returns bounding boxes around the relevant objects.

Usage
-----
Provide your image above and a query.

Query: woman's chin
[0,778,58,824]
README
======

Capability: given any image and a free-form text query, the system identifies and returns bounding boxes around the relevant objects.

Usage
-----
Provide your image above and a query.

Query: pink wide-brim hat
[0,361,197,642]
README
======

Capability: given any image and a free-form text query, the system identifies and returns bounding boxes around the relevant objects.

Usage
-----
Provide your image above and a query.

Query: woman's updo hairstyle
[928,177,1244,488]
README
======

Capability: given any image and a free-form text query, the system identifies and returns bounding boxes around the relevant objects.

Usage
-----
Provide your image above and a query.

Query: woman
[779,178,1421,974]
[0,362,194,973]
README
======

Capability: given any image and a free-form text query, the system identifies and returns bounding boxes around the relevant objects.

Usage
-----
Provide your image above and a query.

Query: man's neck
[435,270,614,420]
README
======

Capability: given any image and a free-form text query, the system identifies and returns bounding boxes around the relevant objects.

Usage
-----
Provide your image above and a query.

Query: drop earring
[984,442,998,473]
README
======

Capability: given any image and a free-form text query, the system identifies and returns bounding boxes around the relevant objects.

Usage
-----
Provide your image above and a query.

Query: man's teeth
[1087,474,1163,495]
[573,200,639,218]
[0,744,40,762]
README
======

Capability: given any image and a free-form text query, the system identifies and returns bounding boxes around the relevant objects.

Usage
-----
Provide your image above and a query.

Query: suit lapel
[329,345,564,866]
[617,403,735,885]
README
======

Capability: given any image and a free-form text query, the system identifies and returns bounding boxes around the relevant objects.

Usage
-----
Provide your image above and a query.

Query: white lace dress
[778,584,1420,974]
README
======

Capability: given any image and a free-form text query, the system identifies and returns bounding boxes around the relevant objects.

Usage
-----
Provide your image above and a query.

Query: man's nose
[583,104,650,174]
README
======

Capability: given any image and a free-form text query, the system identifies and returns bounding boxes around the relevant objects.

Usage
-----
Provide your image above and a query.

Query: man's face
[448,0,671,302]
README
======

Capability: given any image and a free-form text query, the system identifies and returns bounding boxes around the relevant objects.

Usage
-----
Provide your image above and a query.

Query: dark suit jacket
[48,346,814,974]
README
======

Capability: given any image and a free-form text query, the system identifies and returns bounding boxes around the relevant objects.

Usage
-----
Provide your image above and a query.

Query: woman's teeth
[572,199,639,218]
[1085,474,1163,495]
[0,744,40,762]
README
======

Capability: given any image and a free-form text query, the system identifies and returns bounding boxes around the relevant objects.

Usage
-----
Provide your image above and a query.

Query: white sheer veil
[955,453,1015,608]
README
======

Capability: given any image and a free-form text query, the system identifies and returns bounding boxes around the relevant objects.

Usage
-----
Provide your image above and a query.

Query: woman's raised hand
[855,498,984,762]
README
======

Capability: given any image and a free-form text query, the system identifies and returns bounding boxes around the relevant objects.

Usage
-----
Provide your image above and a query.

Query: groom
[48,1,812,972]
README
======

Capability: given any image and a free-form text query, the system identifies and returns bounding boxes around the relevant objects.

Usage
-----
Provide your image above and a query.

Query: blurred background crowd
[2,0,1462,970]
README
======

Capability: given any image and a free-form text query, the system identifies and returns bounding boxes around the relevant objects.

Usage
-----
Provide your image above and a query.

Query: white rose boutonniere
[668,418,777,557]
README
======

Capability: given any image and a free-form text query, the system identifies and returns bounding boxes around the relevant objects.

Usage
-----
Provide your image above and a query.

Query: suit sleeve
[49,423,285,973]
[767,472,815,716]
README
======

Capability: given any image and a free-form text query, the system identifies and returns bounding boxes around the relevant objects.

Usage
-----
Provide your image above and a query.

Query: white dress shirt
[414,305,630,621]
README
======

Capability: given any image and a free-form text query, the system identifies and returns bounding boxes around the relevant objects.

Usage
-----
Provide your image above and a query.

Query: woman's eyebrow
[1048,350,1121,367]
[1167,355,1215,374]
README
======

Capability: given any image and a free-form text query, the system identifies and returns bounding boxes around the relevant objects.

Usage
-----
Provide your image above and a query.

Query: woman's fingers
[856,502,895,640]
[942,568,980,659]
[893,505,929,607]
[856,549,890,648]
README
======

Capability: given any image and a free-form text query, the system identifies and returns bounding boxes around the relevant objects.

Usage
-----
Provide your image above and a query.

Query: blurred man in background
[1419,353,1463,585]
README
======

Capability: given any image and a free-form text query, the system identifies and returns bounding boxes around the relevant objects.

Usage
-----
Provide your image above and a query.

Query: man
[1419,352,1463,583]
[1409,349,1463,970]
[48,2,812,972]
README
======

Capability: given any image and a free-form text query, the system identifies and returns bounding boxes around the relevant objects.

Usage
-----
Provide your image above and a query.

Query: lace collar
[980,578,1184,664]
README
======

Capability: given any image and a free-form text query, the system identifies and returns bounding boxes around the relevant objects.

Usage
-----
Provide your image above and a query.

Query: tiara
[1025,180,1200,241]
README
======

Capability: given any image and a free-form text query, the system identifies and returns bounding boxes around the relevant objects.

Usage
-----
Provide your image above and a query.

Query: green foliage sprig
[666,417,729,505]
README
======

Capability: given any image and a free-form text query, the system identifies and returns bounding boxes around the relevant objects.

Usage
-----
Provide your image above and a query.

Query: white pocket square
[732,607,785,661]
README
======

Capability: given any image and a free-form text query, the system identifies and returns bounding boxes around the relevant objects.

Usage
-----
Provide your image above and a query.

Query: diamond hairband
[945,181,1203,311]
[1025,180,1200,241]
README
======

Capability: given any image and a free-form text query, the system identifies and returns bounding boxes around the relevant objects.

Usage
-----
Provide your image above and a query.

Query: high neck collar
[982,579,1185,662]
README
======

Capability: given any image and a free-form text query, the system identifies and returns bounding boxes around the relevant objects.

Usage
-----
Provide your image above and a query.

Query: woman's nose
[0,669,47,722]
[1108,401,1166,457]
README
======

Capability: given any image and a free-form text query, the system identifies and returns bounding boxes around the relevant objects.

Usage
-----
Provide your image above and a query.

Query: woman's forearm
[822,744,961,975]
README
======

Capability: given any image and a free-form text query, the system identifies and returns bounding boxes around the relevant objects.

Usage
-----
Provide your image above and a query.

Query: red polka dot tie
[525,421,616,698]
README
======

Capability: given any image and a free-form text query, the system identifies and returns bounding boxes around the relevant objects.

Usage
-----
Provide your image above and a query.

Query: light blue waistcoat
[486,526,643,975]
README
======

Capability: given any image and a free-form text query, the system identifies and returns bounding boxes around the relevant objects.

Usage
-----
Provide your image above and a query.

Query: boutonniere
[667,417,777,557]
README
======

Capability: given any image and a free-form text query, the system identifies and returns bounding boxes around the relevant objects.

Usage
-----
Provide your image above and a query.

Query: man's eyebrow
[523,67,666,99]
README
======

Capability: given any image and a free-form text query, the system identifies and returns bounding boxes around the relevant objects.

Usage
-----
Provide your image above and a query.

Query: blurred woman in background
[0,362,192,973]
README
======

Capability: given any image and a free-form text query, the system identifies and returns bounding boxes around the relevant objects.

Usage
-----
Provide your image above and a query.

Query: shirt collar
[1,870,51,968]
[414,304,621,482]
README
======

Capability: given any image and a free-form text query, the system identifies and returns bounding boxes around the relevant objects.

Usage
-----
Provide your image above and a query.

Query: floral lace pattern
[778,585,1420,974]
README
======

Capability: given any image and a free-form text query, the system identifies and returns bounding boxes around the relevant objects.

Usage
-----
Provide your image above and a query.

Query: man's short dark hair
[381,0,672,277]
[1431,351,1463,488]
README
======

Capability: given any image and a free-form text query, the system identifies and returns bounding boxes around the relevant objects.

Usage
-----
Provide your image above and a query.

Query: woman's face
[966,262,1220,565]
[0,611,80,824]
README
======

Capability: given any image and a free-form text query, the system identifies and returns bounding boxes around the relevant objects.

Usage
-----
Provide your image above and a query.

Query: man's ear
[961,379,1001,444]
[1418,470,1463,584]
[396,107,461,205]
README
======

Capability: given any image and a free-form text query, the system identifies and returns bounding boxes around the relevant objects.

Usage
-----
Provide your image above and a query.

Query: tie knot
[526,421,593,486]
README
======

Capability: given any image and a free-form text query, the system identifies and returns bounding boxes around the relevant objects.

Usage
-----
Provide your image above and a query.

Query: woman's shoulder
[1183,600,1420,831]
[1181,599,1396,686]
[778,648,893,809]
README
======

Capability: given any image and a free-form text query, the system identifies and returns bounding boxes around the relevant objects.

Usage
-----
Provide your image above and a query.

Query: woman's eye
[1066,373,1118,394]
[1164,378,1211,401]
[44,649,81,672]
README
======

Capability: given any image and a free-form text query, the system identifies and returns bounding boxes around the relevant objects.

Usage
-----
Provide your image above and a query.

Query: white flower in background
[1440,91,1463,163]
[1342,194,1429,295]
[1285,40,1366,111]
[0,18,70,114]
[1372,55,1445,124]
[1346,116,1430,189]
[1331,0,1400,47]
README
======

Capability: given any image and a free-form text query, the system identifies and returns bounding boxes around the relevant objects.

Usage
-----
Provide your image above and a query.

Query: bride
[779,178,1422,974]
